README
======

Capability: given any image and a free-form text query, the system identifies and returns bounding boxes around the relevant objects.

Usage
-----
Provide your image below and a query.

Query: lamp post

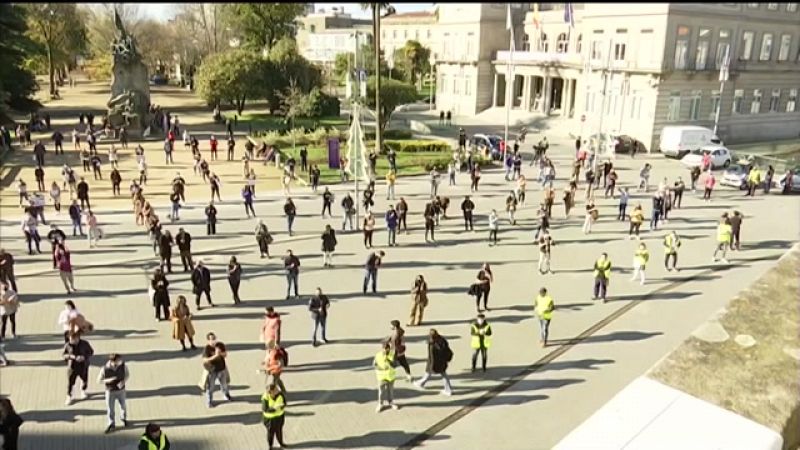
[374,4,396,155]
[429,54,436,111]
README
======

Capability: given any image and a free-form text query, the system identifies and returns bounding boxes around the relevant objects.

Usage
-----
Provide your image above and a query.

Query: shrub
[384,139,451,153]
[307,88,341,117]
[363,129,413,140]
[423,156,452,171]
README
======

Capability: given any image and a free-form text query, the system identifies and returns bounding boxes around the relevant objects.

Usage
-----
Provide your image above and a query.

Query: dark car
[150,74,168,86]
[614,135,641,154]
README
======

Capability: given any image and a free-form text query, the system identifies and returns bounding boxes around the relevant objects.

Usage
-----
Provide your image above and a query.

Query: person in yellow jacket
[630,242,649,285]
[746,166,761,197]
[138,423,170,450]
[713,216,732,263]
[373,341,398,412]
[386,170,397,200]
[535,287,555,347]
[470,314,492,372]
[261,383,287,450]
[592,252,612,302]
[663,231,681,272]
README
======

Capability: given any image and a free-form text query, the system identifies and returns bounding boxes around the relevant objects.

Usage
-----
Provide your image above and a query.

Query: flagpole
[713,45,729,137]
[504,6,514,154]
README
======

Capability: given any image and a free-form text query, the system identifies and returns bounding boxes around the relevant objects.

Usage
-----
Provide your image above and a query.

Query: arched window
[540,33,549,52]
[557,33,569,53]
[576,34,583,53]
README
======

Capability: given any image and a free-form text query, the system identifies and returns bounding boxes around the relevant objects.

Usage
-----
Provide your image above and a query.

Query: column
[522,75,532,112]
[542,76,552,114]
[492,73,499,107]
[563,79,572,117]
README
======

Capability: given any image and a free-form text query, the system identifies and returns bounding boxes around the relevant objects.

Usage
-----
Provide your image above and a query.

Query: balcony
[495,50,582,66]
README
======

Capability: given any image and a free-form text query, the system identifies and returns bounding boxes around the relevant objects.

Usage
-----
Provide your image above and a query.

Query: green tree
[195,49,268,114]
[264,37,322,113]
[398,40,430,86]
[23,3,87,96]
[277,79,312,129]
[0,4,39,112]
[222,4,304,51]
[366,76,417,136]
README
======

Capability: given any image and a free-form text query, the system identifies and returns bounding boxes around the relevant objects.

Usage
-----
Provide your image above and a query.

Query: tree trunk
[47,44,56,96]
[236,95,246,115]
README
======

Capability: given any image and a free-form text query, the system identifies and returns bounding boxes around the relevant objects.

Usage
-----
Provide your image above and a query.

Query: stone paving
[0,82,798,450]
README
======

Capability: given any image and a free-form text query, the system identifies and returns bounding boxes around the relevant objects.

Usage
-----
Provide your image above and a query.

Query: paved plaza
[1,82,798,450]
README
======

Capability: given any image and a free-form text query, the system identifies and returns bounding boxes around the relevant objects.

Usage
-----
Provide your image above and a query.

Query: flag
[506,3,513,31]
[532,3,540,29]
[564,3,575,28]
[719,44,730,81]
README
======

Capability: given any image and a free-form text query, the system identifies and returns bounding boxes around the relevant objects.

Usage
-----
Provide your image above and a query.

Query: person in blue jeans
[68,200,84,236]
[202,333,231,408]
[363,251,385,295]
[283,250,300,300]
[284,198,296,236]
[308,288,330,346]
[385,206,398,247]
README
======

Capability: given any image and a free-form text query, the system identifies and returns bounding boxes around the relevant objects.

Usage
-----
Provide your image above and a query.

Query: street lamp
[429,54,436,111]
[374,4,397,155]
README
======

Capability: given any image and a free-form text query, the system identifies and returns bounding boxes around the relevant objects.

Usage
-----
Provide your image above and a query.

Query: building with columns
[488,3,800,150]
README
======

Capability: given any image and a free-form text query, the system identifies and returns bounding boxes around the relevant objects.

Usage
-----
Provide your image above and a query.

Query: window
[695,28,711,70]
[750,89,762,113]
[427,30,432,39]
[789,3,798,12]
[716,29,731,69]
[733,89,744,113]
[710,90,721,119]
[591,40,603,60]
[689,90,702,120]
[740,31,754,60]
[760,33,773,61]
[667,92,681,121]
[639,29,655,65]
[443,33,449,59]
[557,33,569,53]
[674,40,689,69]
[392,30,397,39]
[747,2,759,8]
[466,32,475,58]
[788,89,797,112]
[767,3,779,9]
[577,34,582,53]
[778,34,791,61]
[403,30,407,39]
[769,89,780,112]
[540,33,549,52]
[614,42,626,61]
[522,33,531,51]
[465,75,472,96]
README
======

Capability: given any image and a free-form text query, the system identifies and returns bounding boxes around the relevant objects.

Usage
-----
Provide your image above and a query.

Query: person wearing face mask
[97,353,129,433]
[470,314,492,372]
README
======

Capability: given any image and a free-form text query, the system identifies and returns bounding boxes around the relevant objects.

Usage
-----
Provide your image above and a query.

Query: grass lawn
[280,145,453,185]
[231,112,348,133]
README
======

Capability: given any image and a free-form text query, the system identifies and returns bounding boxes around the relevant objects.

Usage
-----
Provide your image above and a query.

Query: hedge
[384,139,451,153]
[363,129,413,140]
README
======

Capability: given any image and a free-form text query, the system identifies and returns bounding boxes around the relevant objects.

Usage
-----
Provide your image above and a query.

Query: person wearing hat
[261,383,287,450]
[373,340,399,412]
[470,314,492,372]
[139,423,170,450]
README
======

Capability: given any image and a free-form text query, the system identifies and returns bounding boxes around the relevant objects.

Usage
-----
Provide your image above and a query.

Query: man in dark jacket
[205,202,217,236]
[283,250,301,300]
[69,200,84,236]
[191,261,213,309]
[308,287,330,346]
[321,188,334,218]
[363,251,385,295]
[158,230,174,273]
[33,140,46,166]
[175,228,193,272]
[413,329,453,395]
[461,196,475,231]
[341,193,355,231]
[63,332,94,405]
[151,268,170,321]
[76,177,90,210]
[396,197,409,233]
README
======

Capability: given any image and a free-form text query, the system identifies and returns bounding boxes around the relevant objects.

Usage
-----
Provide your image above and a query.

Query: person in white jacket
[488,210,499,246]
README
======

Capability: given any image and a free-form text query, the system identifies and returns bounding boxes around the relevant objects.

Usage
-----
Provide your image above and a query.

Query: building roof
[383,10,436,22]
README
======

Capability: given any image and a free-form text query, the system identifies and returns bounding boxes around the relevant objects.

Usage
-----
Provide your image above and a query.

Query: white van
[658,125,722,157]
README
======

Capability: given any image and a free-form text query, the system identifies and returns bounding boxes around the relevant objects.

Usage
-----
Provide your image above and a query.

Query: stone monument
[107,9,150,129]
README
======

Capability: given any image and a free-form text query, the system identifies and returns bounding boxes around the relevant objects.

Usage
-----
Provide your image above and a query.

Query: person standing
[138,423,170,450]
[191,261,213,309]
[505,191,518,225]
[158,230,174,273]
[175,228,193,272]
[673,177,685,208]
[475,263,494,312]
[0,398,23,450]
[209,135,218,160]
[242,186,256,218]
[763,165,775,194]
[209,172,222,202]
[408,275,428,326]
[374,341,399,412]
[151,268,171,321]
[341,193,356,231]
[321,187,334,218]
[385,206,399,247]
[21,210,42,255]
[34,166,45,192]
[97,353,129,433]
[261,307,282,347]
[226,136,235,161]
[321,224,337,267]
[534,287,555,347]
[77,177,90,210]
[592,253,612,302]
[55,243,76,294]
[469,314,492,372]
[396,197,409,234]
[205,202,217,236]
[110,167,122,197]
[470,165,481,192]
[413,329,453,396]
[729,210,743,251]
[703,170,716,202]
[263,340,288,393]
[0,250,17,294]
[713,216,732,263]
[628,204,644,240]
[488,209,499,246]
[33,140,46,167]
[537,230,555,275]
[284,198,297,237]
[261,383,287,449]
[170,295,196,351]
[50,181,62,214]
[202,332,231,407]
[283,250,300,300]
[663,231,681,272]
[53,129,64,153]
[0,281,19,340]
[363,251,385,295]
[582,199,598,234]
[91,154,103,180]
[386,170,397,200]
[227,256,242,305]
[363,211,376,248]
[309,288,330,346]
[299,146,308,172]
[63,332,94,405]
[630,242,649,285]
[423,202,436,243]
[650,192,664,231]
[255,220,272,258]
[461,196,475,231]
[746,166,761,197]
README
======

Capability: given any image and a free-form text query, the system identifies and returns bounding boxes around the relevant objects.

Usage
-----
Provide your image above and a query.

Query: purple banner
[328,138,340,169]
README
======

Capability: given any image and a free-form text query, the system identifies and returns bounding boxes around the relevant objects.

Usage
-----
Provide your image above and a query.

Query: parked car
[778,170,800,193]
[150,74,168,86]
[472,133,504,160]
[721,164,757,190]
[659,125,722,158]
[680,145,732,169]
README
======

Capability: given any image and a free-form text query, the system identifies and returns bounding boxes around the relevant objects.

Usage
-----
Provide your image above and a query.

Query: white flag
[506,4,512,31]
[719,45,730,82]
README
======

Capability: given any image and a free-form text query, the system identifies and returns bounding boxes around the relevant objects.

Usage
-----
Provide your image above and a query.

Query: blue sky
[140,3,433,22]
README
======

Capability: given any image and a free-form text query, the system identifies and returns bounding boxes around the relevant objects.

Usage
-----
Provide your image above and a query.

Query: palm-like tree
[359,3,393,153]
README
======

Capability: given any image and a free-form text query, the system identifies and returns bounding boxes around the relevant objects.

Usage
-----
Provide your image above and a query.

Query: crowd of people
[0,90,787,449]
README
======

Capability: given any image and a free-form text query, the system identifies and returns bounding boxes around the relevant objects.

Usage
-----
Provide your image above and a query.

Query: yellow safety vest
[593,258,612,280]
[535,294,554,320]
[470,323,492,349]
[262,392,285,420]
[373,350,396,382]
[748,169,761,184]
[634,248,650,267]
[717,223,732,243]
[663,234,680,254]
[140,434,167,450]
